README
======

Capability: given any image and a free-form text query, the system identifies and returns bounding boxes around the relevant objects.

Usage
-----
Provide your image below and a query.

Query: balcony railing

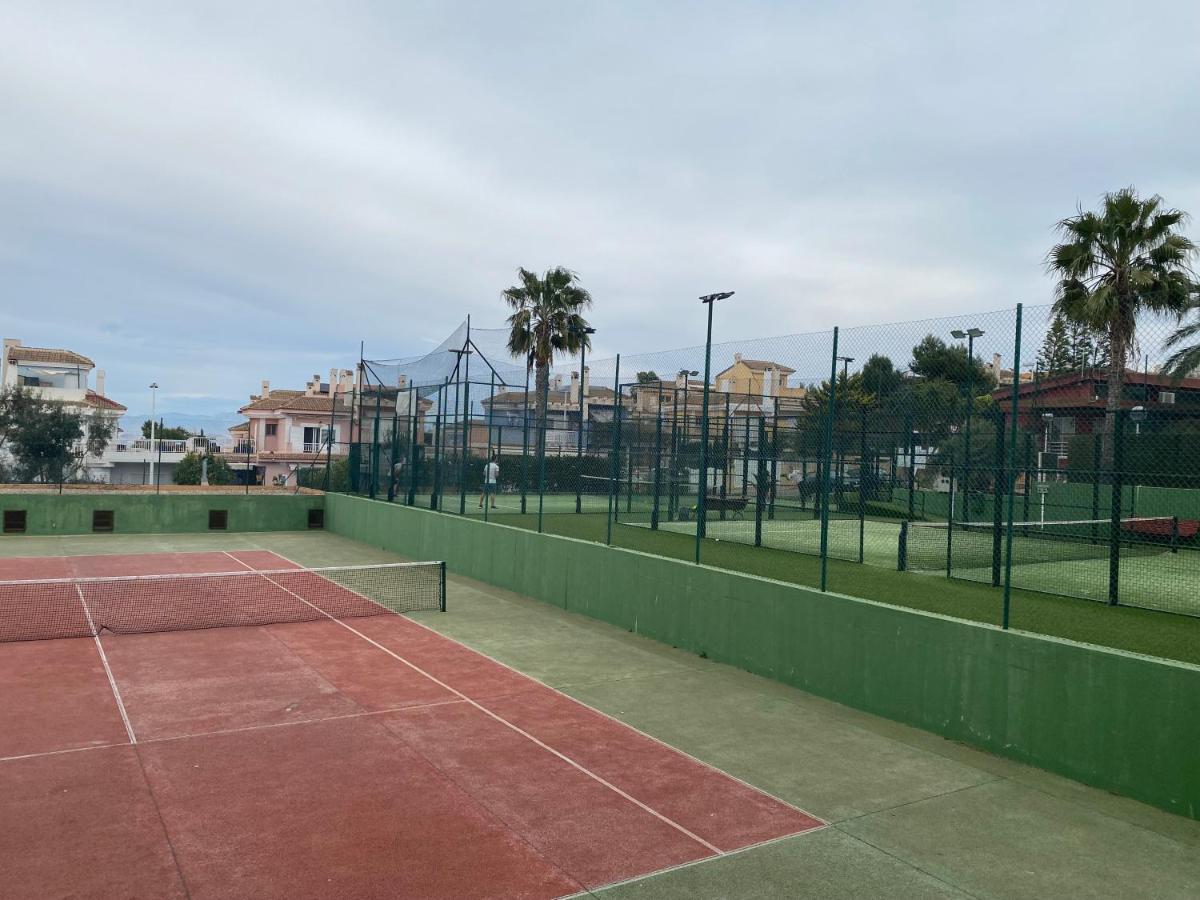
[111,438,227,455]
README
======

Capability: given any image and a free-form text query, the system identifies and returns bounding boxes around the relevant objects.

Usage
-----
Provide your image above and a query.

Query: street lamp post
[1040,412,1054,524]
[950,328,984,522]
[695,291,734,562]
[573,325,596,513]
[148,383,159,486]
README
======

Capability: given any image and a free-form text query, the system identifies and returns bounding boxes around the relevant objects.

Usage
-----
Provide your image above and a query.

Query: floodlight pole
[573,325,596,513]
[695,291,734,563]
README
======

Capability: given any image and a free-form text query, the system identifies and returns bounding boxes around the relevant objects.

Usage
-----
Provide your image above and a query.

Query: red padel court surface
[0,549,823,899]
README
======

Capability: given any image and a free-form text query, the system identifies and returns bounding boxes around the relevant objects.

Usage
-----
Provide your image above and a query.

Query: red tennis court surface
[0,550,822,899]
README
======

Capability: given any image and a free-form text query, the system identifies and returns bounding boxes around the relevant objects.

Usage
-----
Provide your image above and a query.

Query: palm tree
[1047,188,1196,459]
[1163,300,1200,377]
[503,266,594,449]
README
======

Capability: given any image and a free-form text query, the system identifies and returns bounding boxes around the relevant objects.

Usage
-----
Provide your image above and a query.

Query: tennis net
[899,516,1177,573]
[0,562,446,643]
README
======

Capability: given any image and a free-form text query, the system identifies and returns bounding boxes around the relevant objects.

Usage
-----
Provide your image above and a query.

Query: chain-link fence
[338,305,1200,651]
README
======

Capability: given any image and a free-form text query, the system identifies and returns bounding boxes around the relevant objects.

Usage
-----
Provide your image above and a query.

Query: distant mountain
[119,410,243,438]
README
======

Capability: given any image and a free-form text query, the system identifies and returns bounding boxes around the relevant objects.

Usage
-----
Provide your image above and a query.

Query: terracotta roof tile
[83,390,126,411]
[6,346,94,367]
[719,358,796,374]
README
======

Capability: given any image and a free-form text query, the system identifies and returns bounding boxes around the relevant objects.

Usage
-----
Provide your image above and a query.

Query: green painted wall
[327,493,1200,821]
[0,493,324,536]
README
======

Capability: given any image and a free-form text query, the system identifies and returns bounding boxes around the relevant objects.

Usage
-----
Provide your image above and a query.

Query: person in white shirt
[478,453,500,509]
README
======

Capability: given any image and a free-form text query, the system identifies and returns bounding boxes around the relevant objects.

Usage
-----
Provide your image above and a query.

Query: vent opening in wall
[3,510,26,535]
[208,509,228,531]
[92,510,115,533]
[307,508,325,529]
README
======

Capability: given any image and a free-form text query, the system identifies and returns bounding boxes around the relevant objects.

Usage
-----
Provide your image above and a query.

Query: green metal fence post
[651,386,664,529]
[1001,303,1023,629]
[768,409,779,520]
[1108,408,1126,606]
[946,452,956,578]
[906,414,915,521]
[606,355,621,545]
[537,375,549,533]
[741,411,750,498]
[668,386,680,520]
[458,338,471,516]
[369,386,381,500]
[520,362,530,514]
[386,390,399,502]
[755,416,766,547]
[484,371,496,522]
[991,407,1005,587]
[819,328,839,592]
[858,407,867,563]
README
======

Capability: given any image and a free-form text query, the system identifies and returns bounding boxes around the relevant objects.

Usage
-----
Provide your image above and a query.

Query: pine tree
[1066,318,1110,372]
[1037,313,1073,375]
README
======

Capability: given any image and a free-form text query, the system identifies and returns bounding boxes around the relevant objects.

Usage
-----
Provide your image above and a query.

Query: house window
[265,424,278,437]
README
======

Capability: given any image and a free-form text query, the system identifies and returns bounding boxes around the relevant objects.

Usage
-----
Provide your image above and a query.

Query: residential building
[714,354,808,412]
[239,370,356,485]
[481,369,616,451]
[989,353,1035,387]
[991,368,1200,463]
[1,338,128,482]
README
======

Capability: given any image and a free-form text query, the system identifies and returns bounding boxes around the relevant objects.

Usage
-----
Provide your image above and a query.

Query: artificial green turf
[462,508,1200,666]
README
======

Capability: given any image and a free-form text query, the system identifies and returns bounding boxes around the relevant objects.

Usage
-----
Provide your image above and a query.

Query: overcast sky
[2,2,1198,425]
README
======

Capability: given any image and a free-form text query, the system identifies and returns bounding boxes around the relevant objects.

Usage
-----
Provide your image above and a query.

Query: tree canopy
[909,336,994,389]
[173,451,235,485]
[142,420,191,440]
[502,266,593,442]
[0,386,116,483]
[1048,188,1197,456]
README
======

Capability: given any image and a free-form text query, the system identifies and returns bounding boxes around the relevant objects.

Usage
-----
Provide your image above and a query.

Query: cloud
[1,1,1198,421]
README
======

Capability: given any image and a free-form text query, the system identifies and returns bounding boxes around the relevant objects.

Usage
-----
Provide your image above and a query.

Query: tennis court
[0,545,820,899]
[3,530,1200,898]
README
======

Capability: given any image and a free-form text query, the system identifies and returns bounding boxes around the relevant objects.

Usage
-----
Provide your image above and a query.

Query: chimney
[261,379,270,397]
[329,368,338,396]
[306,374,320,396]
[96,369,106,396]
[734,352,743,362]
[570,370,580,399]
[582,365,589,397]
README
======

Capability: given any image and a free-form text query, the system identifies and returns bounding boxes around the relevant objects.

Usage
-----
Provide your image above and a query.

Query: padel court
[0,547,821,899]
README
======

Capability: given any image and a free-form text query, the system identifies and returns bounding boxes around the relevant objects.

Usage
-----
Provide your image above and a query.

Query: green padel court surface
[398,500,1200,666]
[4,529,1198,898]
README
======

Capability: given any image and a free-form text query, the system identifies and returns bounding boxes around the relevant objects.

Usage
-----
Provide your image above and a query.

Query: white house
[2,339,128,482]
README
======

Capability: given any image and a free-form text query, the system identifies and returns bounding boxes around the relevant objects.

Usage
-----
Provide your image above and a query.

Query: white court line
[221,550,725,857]
[74,584,137,745]
[253,549,826,826]
[554,826,832,900]
[0,698,467,765]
